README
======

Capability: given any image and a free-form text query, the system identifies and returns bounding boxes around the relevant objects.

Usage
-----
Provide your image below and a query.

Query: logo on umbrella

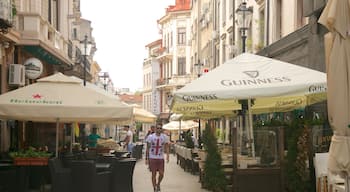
[32,94,42,99]
[243,71,259,78]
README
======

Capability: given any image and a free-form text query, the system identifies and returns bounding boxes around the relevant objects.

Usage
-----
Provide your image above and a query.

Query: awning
[22,45,71,67]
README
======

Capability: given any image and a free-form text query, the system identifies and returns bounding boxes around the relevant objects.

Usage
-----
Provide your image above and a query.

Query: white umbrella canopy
[319,0,350,190]
[131,104,157,123]
[162,120,199,131]
[0,72,133,122]
[172,53,327,116]
[0,72,133,157]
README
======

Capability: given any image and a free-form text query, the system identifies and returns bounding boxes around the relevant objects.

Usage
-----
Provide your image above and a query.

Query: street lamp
[194,60,204,78]
[236,1,254,157]
[99,72,109,90]
[194,59,206,147]
[80,35,92,86]
[236,1,253,53]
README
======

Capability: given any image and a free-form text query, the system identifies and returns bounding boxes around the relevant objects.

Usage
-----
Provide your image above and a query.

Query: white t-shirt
[126,130,133,144]
[146,133,169,159]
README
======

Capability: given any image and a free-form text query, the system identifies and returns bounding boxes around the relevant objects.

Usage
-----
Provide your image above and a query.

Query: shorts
[149,159,165,172]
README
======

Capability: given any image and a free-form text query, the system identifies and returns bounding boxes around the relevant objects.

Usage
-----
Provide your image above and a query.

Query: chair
[48,158,72,192]
[71,160,111,192]
[109,158,136,192]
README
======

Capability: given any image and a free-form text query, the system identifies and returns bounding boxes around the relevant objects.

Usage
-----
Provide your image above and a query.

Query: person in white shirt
[123,125,134,153]
[145,125,170,192]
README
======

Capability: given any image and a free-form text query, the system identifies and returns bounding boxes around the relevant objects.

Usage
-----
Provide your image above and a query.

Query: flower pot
[13,157,49,166]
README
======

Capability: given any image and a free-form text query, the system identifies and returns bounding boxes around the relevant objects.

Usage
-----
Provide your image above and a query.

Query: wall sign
[24,58,43,79]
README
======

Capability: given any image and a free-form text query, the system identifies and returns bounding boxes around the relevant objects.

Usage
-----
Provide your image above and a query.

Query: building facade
[0,0,104,152]
[156,0,193,124]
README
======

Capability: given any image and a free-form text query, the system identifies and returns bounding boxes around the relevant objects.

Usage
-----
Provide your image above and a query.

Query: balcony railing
[15,13,72,65]
[157,46,173,60]
[156,74,194,88]
[156,78,170,86]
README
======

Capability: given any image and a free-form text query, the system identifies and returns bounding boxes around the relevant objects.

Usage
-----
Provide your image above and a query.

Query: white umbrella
[0,72,133,156]
[319,0,350,190]
[172,53,327,157]
[130,104,157,123]
[172,53,327,115]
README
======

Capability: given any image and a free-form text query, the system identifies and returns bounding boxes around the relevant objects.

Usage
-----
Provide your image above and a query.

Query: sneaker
[157,185,161,192]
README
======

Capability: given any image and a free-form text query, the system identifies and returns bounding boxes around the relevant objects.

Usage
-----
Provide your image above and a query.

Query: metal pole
[83,35,87,87]
[242,31,247,53]
[55,119,59,157]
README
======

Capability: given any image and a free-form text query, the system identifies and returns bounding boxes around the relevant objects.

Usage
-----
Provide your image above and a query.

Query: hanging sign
[24,58,43,79]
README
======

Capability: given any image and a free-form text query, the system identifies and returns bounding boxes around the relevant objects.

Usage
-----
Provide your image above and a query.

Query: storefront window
[237,127,278,169]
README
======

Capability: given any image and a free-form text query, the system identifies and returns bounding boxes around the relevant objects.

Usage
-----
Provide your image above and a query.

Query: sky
[80,0,173,92]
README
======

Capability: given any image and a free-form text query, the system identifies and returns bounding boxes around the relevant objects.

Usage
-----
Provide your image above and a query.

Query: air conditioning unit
[9,64,25,86]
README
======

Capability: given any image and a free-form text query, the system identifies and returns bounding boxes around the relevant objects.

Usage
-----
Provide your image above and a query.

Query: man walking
[123,125,134,154]
[145,125,170,192]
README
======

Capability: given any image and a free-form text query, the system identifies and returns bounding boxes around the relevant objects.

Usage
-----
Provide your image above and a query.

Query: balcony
[157,46,173,60]
[15,12,72,67]
[156,74,194,89]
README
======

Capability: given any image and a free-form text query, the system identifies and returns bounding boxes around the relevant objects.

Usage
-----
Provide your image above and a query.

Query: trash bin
[132,144,143,160]
[110,158,136,192]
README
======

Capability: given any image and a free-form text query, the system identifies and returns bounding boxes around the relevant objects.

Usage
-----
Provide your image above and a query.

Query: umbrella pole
[198,119,202,148]
[248,99,255,157]
[55,119,59,157]
[178,120,182,141]
[70,123,73,153]
[346,174,349,192]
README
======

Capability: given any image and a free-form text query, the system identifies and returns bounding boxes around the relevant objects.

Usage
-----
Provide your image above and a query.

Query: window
[259,9,265,47]
[229,0,233,17]
[296,0,307,28]
[222,43,226,63]
[177,28,186,45]
[170,32,173,47]
[222,0,226,26]
[73,28,77,39]
[177,57,186,75]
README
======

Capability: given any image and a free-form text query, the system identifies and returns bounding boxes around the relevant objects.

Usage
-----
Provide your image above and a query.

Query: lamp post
[236,1,254,157]
[194,60,204,78]
[80,35,92,86]
[194,60,204,148]
[79,35,92,150]
[236,1,253,53]
[99,72,109,91]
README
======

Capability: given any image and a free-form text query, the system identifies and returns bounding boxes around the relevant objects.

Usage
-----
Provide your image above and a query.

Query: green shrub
[9,147,52,158]
[202,123,227,192]
[184,130,194,148]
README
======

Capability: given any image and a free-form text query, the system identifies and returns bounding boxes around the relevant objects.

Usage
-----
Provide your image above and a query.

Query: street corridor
[133,154,210,192]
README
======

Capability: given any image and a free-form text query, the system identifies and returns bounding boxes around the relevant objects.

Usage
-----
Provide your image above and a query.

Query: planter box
[13,157,49,166]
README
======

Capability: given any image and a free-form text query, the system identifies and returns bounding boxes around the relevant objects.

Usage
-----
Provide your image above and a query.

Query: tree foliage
[202,123,227,192]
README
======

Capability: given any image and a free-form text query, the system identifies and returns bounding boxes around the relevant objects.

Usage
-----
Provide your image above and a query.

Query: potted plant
[202,123,227,192]
[9,146,52,166]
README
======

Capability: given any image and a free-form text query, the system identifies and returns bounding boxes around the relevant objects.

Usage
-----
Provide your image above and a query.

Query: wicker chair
[109,158,136,192]
[71,160,111,192]
[48,158,72,192]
